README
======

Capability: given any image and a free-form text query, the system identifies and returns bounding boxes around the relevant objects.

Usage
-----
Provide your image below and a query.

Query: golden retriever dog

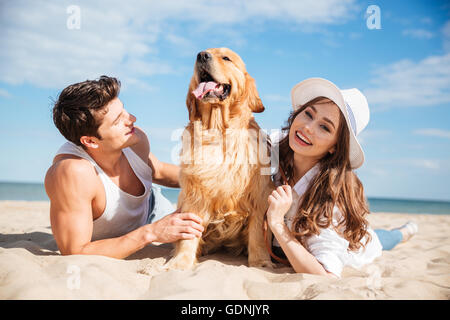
[166,48,275,270]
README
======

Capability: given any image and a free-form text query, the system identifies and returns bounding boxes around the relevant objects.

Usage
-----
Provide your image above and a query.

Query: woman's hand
[267,185,293,226]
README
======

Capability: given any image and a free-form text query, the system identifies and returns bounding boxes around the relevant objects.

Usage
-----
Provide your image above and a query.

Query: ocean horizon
[1,181,449,215]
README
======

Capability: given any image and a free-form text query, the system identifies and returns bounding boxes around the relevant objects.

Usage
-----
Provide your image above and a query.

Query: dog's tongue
[192,81,219,99]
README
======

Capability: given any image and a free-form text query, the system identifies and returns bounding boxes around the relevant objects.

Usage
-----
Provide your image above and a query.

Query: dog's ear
[245,73,264,113]
[186,82,198,121]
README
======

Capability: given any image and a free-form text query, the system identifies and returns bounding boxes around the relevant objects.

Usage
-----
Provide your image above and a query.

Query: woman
[267,78,418,278]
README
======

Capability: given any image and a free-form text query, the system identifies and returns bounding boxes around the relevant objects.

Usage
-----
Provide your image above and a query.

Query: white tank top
[55,142,153,241]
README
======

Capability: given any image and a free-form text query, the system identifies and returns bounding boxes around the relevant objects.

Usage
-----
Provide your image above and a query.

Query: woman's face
[288,99,342,162]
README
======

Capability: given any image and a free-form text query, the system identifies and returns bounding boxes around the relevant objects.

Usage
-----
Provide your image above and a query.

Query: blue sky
[1,0,449,201]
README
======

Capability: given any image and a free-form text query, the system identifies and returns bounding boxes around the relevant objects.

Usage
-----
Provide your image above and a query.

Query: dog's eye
[222,56,231,61]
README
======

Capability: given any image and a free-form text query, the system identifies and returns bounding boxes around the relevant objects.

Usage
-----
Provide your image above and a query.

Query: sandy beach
[0,200,449,300]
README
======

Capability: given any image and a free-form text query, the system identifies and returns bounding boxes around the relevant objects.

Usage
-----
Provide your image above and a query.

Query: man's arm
[148,151,180,188]
[45,159,149,258]
[45,159,203,259]
[132,126,181,188]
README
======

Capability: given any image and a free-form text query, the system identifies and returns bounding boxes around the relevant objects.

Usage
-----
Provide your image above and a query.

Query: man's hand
[145,210,204,244]
[267,185,293,226]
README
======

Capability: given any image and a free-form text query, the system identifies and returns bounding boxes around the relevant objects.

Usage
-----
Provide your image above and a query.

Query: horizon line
[1,180,449,204]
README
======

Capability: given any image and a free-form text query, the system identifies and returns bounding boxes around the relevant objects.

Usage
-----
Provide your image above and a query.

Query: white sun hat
[291,78,370,169]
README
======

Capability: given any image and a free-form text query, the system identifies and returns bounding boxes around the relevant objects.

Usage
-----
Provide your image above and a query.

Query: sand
[0,200,449,300]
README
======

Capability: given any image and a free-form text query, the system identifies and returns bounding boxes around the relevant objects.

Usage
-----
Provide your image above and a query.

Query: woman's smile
[294,130,312,146]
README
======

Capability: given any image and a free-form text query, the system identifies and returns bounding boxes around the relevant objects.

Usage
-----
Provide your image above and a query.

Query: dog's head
[186,48,264,129]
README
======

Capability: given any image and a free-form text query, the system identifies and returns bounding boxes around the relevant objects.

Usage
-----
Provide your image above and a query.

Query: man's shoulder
[129,126,150,164]
[50,155,95,174]
[45,156,98,194]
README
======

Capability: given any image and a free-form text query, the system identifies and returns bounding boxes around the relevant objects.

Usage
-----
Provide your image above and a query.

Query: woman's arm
[269,219,337,278]
[267,185,337,278]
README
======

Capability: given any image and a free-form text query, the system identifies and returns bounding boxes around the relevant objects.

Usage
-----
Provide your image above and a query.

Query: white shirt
[270,132,382,278]
[55,142,153,241]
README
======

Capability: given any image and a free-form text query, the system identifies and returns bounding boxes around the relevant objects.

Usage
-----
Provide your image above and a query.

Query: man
[45,75,204,259]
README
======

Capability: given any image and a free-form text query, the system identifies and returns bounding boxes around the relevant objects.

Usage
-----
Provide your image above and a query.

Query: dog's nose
[197,51,211,63]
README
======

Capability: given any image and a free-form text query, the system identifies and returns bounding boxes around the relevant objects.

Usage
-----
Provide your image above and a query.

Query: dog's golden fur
[166,48,274,270]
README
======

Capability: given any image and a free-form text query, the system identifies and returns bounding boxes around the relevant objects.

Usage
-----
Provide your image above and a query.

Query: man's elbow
[58,243,89,256]
[326,271,339,279]
[59,248,80,256]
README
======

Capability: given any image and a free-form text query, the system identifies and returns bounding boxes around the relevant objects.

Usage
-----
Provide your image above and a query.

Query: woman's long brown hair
[278,97,371,251]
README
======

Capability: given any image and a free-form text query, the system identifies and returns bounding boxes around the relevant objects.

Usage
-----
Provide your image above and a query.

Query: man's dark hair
[52,75,121,147]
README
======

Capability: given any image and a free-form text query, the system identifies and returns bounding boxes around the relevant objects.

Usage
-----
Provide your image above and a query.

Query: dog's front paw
[165,253,196,270]
[248,259,276,269]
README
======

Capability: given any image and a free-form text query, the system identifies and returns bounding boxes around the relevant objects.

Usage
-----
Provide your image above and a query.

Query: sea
[1,181,449,215]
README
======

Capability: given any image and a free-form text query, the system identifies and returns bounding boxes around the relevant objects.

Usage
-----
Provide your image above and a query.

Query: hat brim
[291,78,364,169]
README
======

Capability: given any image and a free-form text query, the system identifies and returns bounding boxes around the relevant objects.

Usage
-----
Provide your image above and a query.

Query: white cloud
[363,158,450,175]
[363,20,450,110]
[349,32,362,40]
[363,167,389,177]
[363,53,450,109]
[0,88,11,98]
[414,128,450,139]
[410,159,441,170]
[420,17,433,25]
[402,29,434,39]
[164,34,196,56]
[240,0,357,24]
[0,1,172,89]
[263,94,290,103]
[0,0,358,89]
[357,129,391,145]
[442,20,450,52]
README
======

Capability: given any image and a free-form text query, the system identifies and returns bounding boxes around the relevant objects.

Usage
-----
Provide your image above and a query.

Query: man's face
[93,97,138,151]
